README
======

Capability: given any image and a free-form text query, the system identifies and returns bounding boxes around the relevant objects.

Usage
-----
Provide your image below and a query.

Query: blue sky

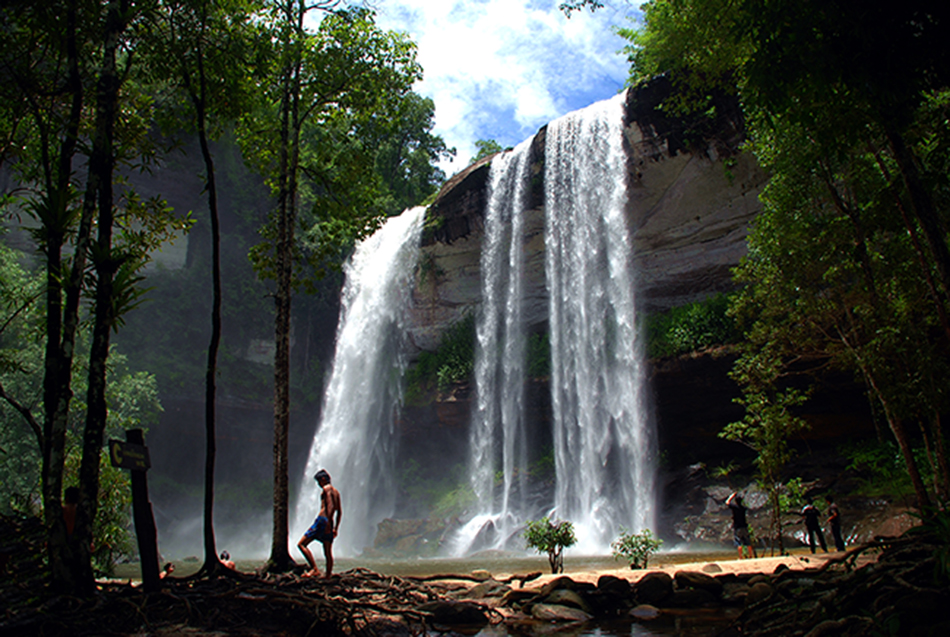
[371,1,642,170]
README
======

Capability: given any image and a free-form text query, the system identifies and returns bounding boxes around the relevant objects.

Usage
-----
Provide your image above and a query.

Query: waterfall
[292,207,425,556]
[545,91,655,551]
[461,138,534,552]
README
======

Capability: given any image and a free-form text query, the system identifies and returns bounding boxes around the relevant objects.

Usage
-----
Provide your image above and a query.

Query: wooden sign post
[110,429,160,592]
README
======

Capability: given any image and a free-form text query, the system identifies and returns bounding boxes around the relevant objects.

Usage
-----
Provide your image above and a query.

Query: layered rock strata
[407,77,768,352]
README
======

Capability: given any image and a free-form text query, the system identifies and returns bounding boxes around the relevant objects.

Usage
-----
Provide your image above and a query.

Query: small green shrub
[646,293,740,358]
[405,314,475,399]
[611,527,663,569]
[523,517,576,574]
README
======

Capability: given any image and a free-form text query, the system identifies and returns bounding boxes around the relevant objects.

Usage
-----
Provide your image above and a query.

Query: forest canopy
[619,0,950,515]
[0,0,451,594]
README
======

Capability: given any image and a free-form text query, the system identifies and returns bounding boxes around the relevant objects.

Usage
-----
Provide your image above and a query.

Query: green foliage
[776,477,806,513]
[626,0,950,510]
[611,527,663,569]
[559,1,604,17]
[839,439,936,500]
[405,314,475,399]
[721,347,810,554]
[1,236,160,572]
[398,458,475,519]
[526,332,551,378]
[64,451,134,577]
[709,461,738,480]
[469,139,505,165]
[523,517,576,574]
[646,293,740,358]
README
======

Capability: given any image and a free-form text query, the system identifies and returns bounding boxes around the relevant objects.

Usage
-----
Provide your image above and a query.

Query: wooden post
[126,429,161,592]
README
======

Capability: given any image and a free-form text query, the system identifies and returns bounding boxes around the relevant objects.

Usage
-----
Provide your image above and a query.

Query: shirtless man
[297,469,342,578]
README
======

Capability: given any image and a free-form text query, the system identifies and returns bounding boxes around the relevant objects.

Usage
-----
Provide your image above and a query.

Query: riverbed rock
[542,589,591,614]
[531,603,593,623]
[633,571,673,605]
[539,576,577,596]
[630,604,662,620]
[674,570,724,597]
[721,582,751,604]
[500,589,539,607]
[465,579,510,599]
[746,582,774,605]
[596,574,631,596]
[416,600,488,626]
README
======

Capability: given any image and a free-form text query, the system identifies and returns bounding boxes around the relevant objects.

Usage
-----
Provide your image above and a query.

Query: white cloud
[373,1,639,170]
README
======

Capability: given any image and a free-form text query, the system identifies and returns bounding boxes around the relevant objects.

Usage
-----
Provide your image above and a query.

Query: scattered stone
[531,603,593,623]
[416,600,489,626]
[701,563,723,573]
[721,582,751,604]
[539,576,577,596]
[464,579,510,599]
[500,589,538,607]
[633,571,673,605]
[596,574,631,596]
[509,571,542,587]
[674,570,724,597]
[543,589,591,614]
[471,569,492,581]
[746,582,773,605]
[630,604,661,620]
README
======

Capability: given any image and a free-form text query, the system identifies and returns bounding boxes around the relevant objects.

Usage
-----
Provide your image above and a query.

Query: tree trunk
[266,26,301,570]
[73,0,128,596]
[181,27,226,576]
[866,372,932,510]
[40,0,92,596]
[885,125,950,300]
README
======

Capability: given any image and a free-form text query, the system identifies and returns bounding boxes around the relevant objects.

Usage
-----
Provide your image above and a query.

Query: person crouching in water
[726,492,757,559]
[297,469,341,578]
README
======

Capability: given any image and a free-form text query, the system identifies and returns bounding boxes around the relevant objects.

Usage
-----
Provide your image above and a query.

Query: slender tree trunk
[267,24,300,570]
[42,0,88,595]
[885,126,950,299]
[73,0,128,596]
[865,372,932,510]
[191,55,224,575]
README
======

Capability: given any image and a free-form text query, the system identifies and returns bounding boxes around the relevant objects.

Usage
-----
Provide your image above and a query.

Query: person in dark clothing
[800,499,828,553]
[825,495,845,551]
[726,492,756,559]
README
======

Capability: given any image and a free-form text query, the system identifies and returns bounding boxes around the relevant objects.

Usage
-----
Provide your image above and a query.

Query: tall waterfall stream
[292,207,425,556]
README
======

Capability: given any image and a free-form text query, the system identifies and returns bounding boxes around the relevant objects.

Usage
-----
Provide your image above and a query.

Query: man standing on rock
[298,469,342,578]
[726,492,756,559]
[800,499,827,553]
[825,495,845,551]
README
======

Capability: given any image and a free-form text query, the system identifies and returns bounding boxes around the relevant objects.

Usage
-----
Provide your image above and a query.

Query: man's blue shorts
[305,515,334,544]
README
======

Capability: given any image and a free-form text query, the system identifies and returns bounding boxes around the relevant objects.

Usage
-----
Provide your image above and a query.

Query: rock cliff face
[406,78,768,352]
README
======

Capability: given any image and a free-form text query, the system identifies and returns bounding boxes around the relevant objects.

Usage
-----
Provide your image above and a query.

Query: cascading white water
[460,138,534,553]
[292,207,425,556]
[545,91,655,552]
